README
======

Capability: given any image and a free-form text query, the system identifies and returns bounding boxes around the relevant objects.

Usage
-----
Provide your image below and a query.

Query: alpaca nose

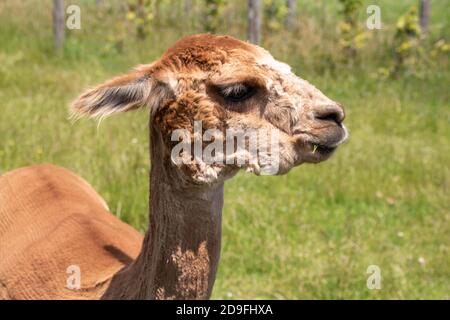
[313,103,345,125]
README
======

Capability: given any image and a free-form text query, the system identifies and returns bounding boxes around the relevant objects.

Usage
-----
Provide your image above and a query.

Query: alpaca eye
[218,84,256,102]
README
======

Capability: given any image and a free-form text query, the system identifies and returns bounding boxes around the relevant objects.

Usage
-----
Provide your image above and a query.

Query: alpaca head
[72,34,347,186]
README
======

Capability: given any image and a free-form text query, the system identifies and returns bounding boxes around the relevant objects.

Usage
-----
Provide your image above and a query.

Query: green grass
[0,1,449,299]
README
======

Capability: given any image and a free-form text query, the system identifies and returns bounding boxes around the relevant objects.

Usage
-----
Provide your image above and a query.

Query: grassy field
[0,1,449,299]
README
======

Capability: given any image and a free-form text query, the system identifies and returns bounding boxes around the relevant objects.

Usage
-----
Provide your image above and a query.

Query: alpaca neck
[102,128,224,300]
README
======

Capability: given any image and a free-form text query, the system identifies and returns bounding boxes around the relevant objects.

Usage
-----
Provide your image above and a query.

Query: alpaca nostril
[314,104,345,124]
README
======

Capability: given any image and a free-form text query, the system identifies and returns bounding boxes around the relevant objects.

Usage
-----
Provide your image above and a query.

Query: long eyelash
[220,84,248,97]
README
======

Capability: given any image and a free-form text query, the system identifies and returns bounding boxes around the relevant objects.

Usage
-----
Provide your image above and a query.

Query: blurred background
[0,0,448,299]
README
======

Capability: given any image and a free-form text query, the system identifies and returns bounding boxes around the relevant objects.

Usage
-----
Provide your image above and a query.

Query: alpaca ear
[71,66,169,119]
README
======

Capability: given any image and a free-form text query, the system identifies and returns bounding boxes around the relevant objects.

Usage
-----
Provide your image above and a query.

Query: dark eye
[218,83,256,102]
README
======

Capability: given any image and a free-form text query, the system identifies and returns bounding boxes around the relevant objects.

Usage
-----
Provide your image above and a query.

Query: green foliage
[376,5,426,78]
[338,0,362,26]
[337,0,369,56]
[202,0,226,33]
[100,1,156,54]
[431,39,450,59]
[126,0,155,39]
[374,5,449,79]
[264,0,288,32]
[392,5,423,73]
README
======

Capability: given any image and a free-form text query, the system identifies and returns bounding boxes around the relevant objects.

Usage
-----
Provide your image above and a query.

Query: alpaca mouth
[310,142,337,155]
[299,125,348,162]
[300,140,338,163]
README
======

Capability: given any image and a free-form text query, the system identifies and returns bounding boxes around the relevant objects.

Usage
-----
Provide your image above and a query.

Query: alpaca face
[72,34,347,184]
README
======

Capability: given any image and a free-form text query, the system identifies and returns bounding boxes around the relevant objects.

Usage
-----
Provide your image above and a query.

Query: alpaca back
[0,164,143,299]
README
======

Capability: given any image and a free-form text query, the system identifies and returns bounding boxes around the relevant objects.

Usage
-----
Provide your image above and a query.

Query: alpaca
[0,34,347,299]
